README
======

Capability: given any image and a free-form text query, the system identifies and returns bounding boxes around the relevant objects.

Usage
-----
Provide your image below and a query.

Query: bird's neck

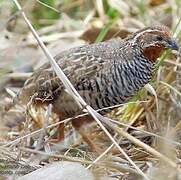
[142,45,165,63]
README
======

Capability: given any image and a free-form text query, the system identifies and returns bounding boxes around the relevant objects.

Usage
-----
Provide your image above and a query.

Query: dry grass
[0,0,180,179]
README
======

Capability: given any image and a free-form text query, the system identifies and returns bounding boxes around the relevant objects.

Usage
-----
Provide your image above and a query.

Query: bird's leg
[57,119,65,141]
[72,115,101,152]
[48,112,65,143]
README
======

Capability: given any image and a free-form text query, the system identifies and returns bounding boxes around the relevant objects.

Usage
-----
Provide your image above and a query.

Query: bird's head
[130,25,179,62]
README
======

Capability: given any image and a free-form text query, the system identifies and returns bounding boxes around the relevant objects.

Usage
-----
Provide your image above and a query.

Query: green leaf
[95,21,115,43]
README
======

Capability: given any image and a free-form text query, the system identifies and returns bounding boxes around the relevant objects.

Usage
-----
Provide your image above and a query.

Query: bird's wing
[18,39,125,104]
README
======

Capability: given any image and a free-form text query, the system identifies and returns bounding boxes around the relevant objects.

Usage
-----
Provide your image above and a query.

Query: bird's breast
[53,57,154,116]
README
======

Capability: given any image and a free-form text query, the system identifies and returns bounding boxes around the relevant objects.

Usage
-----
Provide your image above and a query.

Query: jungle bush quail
[18,25,179,148]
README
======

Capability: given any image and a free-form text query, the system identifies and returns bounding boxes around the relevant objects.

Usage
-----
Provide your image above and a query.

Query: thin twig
[12,1,148,179]
[11,0,181,177]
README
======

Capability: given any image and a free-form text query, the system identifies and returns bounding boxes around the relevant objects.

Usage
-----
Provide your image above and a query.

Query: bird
[17,25,179,150]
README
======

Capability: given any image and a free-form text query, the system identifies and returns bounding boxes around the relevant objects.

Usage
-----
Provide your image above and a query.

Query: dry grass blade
[3,118,69,147]
[144,83,159,118]
[86,143,115,169]
[12,0,149,179]
[95,0,105,20]
[20,147,94,164]
[3,108,181,147]
[160,81,181,97]
[10,0,181,179]
[95,113,179,169]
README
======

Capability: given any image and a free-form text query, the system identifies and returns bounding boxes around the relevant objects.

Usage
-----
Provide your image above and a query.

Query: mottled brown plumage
[18,25,179,147]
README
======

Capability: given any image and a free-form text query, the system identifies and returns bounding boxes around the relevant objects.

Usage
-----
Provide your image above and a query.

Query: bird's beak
[167,39,179,51]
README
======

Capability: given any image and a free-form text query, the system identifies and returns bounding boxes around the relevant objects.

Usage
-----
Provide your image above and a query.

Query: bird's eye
[156,36,163,41]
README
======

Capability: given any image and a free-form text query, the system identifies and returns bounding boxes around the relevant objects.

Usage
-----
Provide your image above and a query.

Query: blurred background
[0,0,181,179]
